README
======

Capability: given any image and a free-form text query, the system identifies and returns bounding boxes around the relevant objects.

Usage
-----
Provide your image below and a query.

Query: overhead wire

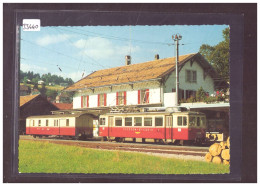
[21,38,109,70]
[56,27,173,46]
[54,27,111,70]
[54,28,93,79]
[20,57,93,77]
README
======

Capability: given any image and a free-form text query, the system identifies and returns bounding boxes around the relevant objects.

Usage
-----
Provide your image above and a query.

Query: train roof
[101,111,205,116]
[26,112,93,119]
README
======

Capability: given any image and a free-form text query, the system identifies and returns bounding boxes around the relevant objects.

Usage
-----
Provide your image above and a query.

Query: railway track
[20,135,208,158]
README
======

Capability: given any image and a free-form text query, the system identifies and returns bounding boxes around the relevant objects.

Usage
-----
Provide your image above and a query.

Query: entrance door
[166,116,173,141]
[108,116,114,137]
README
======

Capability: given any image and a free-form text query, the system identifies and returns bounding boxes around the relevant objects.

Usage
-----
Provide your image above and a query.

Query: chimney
[155,54,159,60]
[125,55,131,65]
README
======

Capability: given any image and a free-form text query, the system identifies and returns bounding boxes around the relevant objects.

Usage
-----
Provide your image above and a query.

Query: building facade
[65,53,225,110]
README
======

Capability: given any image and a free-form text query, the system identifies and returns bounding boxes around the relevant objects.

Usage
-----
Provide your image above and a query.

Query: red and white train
[25,109,207,144]
[26,113,94,139]
[98,110,207,144]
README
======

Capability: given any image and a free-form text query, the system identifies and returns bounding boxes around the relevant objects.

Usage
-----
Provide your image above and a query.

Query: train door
[108,116,114,137]
[166,116,173,141]
[59,119,66,135]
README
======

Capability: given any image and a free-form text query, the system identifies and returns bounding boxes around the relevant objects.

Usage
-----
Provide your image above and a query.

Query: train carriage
[26,113,94,139]
[98,111,207,143]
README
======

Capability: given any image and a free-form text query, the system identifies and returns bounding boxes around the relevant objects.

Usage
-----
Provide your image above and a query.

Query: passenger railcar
[98,111,207,143]
[26,113,94,139]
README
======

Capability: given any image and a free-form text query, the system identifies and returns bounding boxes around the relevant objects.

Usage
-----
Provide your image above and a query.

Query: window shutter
[116,92,119,105]
[146,89,149,103]
[138,90,141,104]
[81,96,83,108]
[124,91,127,105]
[87,95,89,107]
[104,94,107,106]
[98,94,100,107]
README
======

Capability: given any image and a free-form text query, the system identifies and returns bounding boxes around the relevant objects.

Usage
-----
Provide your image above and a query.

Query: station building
[65,53,226,109]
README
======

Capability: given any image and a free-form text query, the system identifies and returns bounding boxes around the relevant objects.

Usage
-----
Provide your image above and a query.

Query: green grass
[19,140,230,174]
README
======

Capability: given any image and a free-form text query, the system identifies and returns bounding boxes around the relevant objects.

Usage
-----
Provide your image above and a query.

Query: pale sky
[20,25,229,82]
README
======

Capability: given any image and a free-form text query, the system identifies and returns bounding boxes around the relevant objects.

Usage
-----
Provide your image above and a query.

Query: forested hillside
[20,70,74,86]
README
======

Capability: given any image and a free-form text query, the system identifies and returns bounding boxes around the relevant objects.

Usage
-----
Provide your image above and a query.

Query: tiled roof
[52,103,73,110]
[65,53,197,91]
[20,94,40,107]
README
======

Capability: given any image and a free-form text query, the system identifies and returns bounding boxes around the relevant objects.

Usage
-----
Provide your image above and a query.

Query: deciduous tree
[199,27,230,83]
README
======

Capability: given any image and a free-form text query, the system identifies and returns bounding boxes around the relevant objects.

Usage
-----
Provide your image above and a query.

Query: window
[183,117,187,126]
[155,117,163,126]
[177,116,187,126]
[66,119,69,127]
[166,116,173,127]
[134,117,142,126]
[115,117,122,126]
[201,117,206,126]
[38,120,41,127]
[125,117,132,126]
[197,117,200,127]
[192,71,197,83]
[186,90,196,99]
[144,117,152,126]
[32,120,35,127]
[82,95,89,108]
[117,91,126,105]
[46,119,49,127]
[138,89,149,104]
[177,116,182,126]
[186,70,197,83]
[100,118,106,126]
[54,120,59,127]
[189,116,196,126]
[98,94,106,107]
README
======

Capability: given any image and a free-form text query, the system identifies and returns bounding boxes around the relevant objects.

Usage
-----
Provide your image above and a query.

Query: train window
[125,117,132,126]
[197,117,200,127]
[183,117,187,126]
[201,117,206,126]
[38,120,41,127]
[144,117,152,126]
[166,116,172,127]
[66,119,69,127]
[134,117,142,126]
[54,120,59,127]
[189,116,196,126]
[115,117,122,126]
[100,118,106,125]
[46,119,49,127]
[155,117,163,126]
[177,116,182,126]
[32,120,35,126]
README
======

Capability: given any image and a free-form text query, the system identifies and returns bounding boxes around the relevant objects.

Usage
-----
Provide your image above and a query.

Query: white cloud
[64,72,83,82]
[36,34,72,46]
[54,71,88,82]
[73,37,140,60]
[21,63,48,73]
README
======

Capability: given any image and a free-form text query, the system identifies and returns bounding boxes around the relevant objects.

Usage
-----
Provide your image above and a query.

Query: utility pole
[172,34,182,106]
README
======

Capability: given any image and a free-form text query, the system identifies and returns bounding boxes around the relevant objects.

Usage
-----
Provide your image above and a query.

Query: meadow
[19,140,229,174]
